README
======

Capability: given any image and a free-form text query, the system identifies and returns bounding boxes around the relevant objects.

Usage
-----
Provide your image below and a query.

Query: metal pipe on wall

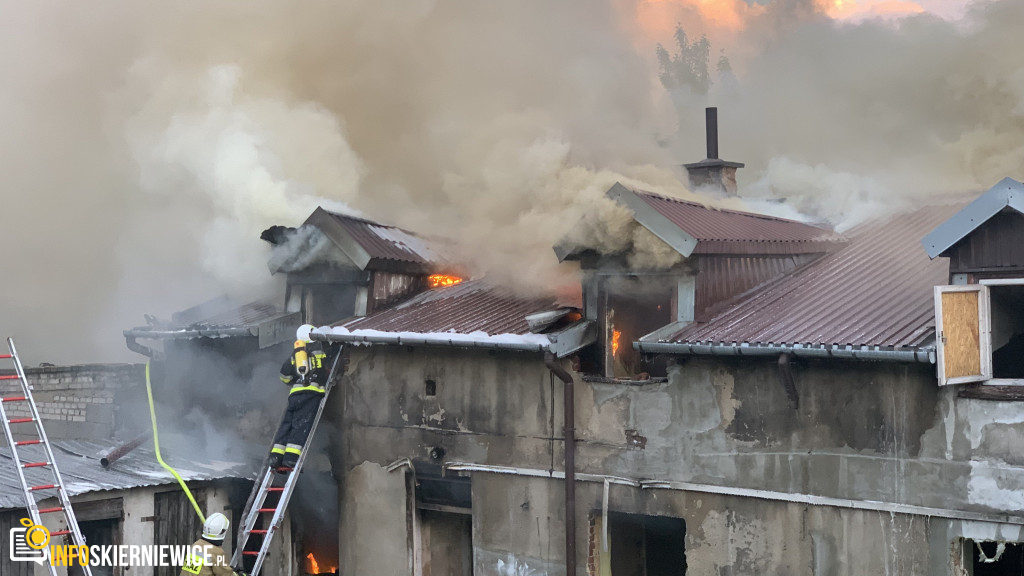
[545,352,576,576]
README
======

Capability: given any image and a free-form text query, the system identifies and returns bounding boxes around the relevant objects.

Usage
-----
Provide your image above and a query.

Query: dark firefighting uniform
[180,539,234,576]
[271,341,334,466]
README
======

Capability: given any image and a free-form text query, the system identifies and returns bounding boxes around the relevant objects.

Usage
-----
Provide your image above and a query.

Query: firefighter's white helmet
[202,513,230,541]
[297,324,315,343]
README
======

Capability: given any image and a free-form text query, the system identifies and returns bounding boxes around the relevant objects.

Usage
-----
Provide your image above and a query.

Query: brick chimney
[683,107,744,195]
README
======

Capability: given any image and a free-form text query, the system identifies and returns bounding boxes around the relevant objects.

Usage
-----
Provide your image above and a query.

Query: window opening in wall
[935,280,1024,385]
[425,379,437,397]
[601,276,673,379]
[989,284,1024,379]
[967,540,1024,575]
[413,461,472,576]
[419,510,472,576]
[592,512,686,576]
[71,498,124,576]
[294,471,339,576]
[77,518,119,576]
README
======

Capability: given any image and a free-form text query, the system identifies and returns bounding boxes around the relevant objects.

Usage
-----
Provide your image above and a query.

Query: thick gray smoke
[0,0,1021,364]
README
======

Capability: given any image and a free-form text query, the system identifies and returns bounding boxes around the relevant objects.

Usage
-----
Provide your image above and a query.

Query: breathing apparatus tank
[294,340,310,378]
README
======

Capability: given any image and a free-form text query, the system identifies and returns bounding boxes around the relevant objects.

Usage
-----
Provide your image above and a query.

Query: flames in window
[428,274,463,288]
[305,552,336,575]
[611,329,622,357]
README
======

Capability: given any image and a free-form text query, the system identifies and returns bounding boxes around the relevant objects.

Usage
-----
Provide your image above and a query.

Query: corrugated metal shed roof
[635,190,842,254]
[337,279,562,336]
[307,208,457,273]
[171,296,285,329]
[0,440,256,510]
[665,203,964,349]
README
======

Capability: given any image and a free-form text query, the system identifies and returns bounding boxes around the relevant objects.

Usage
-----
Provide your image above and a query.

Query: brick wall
[0,364,145,441]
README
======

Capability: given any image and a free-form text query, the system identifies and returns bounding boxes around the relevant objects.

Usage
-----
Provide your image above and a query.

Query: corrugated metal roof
[635,190,843,254]
[337,279,563,336]
[0,440,256,510]
[665,203,965,349]
[320,210,456,268]
[172,296,285,329]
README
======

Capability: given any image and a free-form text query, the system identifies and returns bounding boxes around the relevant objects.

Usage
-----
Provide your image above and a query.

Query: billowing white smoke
[0,0,1022,363]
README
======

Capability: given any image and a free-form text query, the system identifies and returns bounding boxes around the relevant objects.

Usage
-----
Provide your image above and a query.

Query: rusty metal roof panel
[337,279,563,336]
[0,440,255,509]
[634,190,842,254]
[666,203,965,349]
[318,210,456,269]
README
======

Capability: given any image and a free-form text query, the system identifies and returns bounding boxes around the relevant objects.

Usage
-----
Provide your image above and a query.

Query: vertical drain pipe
[545,352,576,576]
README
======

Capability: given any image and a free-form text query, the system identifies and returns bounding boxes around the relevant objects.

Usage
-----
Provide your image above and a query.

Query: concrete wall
[0,364,144,441]
[333,346,1024,575]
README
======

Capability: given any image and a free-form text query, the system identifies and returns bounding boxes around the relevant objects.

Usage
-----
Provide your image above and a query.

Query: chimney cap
[683,158,745,169]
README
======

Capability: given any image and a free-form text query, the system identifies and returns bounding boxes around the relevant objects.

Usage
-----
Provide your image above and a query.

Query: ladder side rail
[230,467,276,568]
[249,344,345,576]
[251,469,302,576]
[2,339,43,525]
[8,338,93,576]
[0,370,43,525]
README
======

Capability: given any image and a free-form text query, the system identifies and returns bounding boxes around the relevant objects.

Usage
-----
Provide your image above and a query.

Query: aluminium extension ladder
[232,345,345,576]
[0,337,93,576]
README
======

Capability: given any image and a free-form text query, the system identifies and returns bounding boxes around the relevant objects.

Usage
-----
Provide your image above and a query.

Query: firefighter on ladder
[268,325,335,471]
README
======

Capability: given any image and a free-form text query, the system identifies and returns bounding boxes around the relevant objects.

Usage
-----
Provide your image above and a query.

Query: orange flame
[305,552,335,574]
[428,274,463,288]
[612,329,621,357]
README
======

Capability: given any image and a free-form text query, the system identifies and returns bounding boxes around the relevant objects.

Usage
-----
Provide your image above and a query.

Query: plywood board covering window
[934,285,991,385]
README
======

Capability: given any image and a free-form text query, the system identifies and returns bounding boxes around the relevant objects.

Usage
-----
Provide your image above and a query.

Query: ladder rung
[1,396,27,402]
[267,487,284,492]
[258,508,276,513]
[0,354,12,359]
[250,530,268,534]
[8,417,35,424]
[23,462,49,468]
[29,484,57,491]
[0,374,21,380]
[243,551,259,556]
[38,507,63,514]
[15,439,42,446]
[50,530,70,537]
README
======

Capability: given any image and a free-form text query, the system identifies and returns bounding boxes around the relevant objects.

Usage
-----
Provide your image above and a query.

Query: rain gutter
[312,331,549,353]
[634,341,935,364]
[123,327,256,339]
[124,327,255,360]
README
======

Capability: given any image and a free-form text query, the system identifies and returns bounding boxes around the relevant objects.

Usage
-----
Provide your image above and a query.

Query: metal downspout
[545,351,576,576]
[124,335,160,360]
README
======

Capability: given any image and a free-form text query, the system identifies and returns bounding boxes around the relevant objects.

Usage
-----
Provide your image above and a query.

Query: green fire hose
[146,362,206,523]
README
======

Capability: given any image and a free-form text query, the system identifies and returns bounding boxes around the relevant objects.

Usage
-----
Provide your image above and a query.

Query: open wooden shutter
[934,285,991,385]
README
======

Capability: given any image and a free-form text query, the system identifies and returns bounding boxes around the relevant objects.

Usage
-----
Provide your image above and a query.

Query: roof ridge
[321,208,404,230]
[632,188,829,229]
